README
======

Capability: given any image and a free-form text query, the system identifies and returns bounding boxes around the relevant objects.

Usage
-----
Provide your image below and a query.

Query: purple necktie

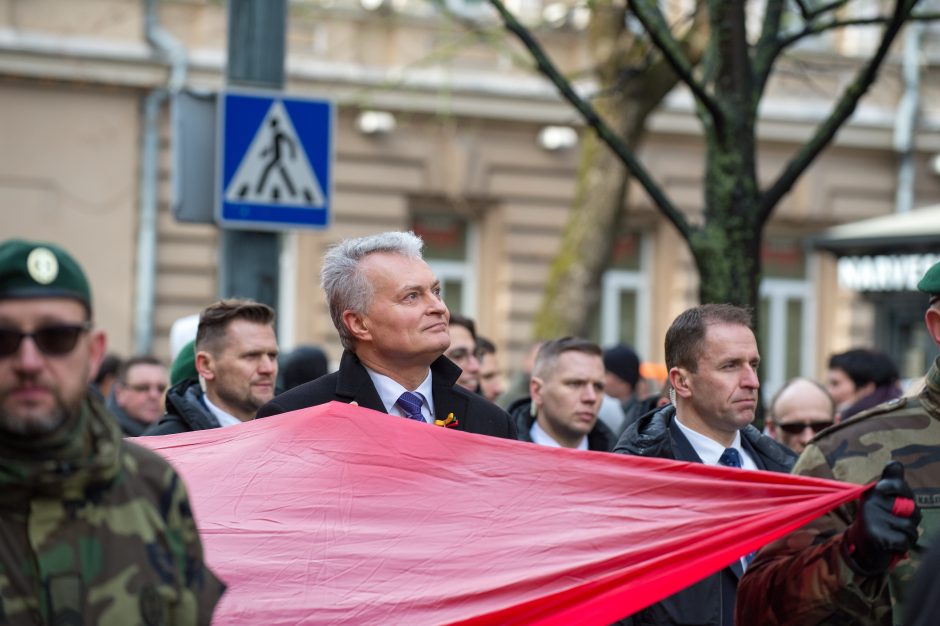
[396,391,426,422]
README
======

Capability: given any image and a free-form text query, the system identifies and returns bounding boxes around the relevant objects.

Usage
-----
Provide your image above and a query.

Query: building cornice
[0,27,937,150]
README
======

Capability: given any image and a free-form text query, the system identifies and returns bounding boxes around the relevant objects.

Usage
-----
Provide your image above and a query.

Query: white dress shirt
[674,416,758,470]
[530,420,589,450]
[364,366,436,424]
[203,393,243,428]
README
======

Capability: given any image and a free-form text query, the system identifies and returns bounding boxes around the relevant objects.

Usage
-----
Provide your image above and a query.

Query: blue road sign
[217,91,333,230]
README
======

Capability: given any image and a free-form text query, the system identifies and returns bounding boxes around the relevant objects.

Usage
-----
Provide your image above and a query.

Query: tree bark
[491,0,920,338]
[532,1,705,338]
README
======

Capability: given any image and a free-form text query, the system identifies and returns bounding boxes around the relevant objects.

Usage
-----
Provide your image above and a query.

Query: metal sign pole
[219,0,287,306]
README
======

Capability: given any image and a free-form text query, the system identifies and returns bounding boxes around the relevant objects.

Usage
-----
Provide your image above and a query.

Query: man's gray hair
[320,231,425,350]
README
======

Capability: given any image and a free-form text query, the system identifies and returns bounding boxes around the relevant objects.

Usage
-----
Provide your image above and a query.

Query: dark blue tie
[718,447,754,568]
[718,448,742,468]
[396,391,426,422]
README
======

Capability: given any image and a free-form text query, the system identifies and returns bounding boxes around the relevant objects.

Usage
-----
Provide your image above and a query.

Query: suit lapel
[431,383,470,430]
[740,434,767,470]
[429,355,469,429]
[334,351,388,413]
[668,419,704,463]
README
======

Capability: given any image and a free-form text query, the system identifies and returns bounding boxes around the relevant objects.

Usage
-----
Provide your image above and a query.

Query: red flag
[135,402,865,625]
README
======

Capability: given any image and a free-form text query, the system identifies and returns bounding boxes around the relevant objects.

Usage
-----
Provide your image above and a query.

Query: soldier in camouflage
[736,260,940,626]
[0,239,224,625]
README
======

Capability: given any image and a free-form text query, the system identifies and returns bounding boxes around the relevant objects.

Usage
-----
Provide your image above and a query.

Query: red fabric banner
[134,402,866,625]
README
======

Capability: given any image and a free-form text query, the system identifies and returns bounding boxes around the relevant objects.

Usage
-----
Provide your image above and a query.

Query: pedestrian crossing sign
[217,91,333,230]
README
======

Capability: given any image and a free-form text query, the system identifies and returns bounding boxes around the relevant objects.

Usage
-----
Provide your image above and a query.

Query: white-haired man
[257,231,515,438]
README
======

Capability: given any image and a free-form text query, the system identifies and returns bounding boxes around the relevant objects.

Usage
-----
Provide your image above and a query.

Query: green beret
[918,259,940,297]
[170,339,198,387]
[0,239,91,311]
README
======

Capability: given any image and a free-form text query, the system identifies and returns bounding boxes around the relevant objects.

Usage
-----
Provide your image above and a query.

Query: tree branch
[628,0,723,128]
[806,0,852,21]
[775,5,940,53]
[486,0,694,238]
[759,8,940,86]
[754,0,785,98]
[758,0,917,223]
[793,0,812,21]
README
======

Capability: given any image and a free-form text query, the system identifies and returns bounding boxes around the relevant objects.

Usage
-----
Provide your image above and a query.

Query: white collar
[364,366,435,423]
[674,415,756,469]
[202,393,243,428]
[530,420,589,450]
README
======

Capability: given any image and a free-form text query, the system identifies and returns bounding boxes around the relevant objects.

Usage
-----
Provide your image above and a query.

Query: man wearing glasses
[765,377,835,454]
[109,355,168,436]
[0,239,223,624]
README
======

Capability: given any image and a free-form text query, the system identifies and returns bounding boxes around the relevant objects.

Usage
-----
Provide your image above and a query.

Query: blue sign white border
[215,88,335,232]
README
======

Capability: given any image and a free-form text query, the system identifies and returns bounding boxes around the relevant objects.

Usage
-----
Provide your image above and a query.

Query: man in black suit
[613,303,796,626]
[257,231,516,439]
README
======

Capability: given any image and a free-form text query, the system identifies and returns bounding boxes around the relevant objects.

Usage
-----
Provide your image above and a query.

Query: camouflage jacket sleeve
[159,461,227,625]
[736,444,890,626]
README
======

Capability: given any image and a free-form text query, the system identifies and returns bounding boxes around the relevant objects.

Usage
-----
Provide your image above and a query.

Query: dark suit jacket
[614,405,796,626]
[256,350,517,440]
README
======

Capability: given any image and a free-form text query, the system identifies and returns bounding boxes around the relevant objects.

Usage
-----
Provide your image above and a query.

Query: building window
[590,231,650,354]
[411,212,477,317]
[758,237,814,401]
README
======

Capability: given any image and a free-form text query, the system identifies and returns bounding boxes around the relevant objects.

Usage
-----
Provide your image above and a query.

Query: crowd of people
[2,231,938,625]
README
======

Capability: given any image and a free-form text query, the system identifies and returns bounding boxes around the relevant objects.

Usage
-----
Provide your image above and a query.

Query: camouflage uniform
[736,357,940,626]
[0,394,224,625]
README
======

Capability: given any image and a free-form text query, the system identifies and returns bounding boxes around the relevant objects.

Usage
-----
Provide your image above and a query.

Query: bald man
[766,377,836,454]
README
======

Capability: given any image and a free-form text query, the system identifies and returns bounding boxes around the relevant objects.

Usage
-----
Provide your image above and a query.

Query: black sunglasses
[0,323,92,357]
[778,421,832,435]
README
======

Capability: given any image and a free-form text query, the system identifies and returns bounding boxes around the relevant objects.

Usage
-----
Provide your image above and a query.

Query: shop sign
[838,253,940,292]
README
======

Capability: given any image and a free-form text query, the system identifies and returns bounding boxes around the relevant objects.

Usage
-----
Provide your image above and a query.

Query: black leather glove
[843,461,921,574]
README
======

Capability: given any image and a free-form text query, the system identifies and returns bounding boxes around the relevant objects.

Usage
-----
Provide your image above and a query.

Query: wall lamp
[538,125,578,151]
[356,110,397,136]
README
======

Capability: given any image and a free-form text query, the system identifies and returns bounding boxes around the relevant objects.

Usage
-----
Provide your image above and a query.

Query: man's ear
[342,310,371,343]
[926,307,940,347]
[765,418,778,439]
[530,376,544,407]
[856,381,876,398]
[195,351,215,381]
[669,367,693,399]
[113,383,129,406]
[85,330,107,385]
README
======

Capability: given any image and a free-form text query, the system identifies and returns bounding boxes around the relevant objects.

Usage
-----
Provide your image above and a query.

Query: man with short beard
[0,238,223,624]
[145,299,278,435]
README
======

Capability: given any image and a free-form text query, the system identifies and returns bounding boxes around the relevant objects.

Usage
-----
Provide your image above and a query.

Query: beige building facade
[2,0,940,400]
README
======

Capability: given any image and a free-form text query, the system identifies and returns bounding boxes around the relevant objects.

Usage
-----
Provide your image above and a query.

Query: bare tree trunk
[492,0,920,340]
[532,101,632,340]
[532,0,705,338]
[694,0,763,314]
